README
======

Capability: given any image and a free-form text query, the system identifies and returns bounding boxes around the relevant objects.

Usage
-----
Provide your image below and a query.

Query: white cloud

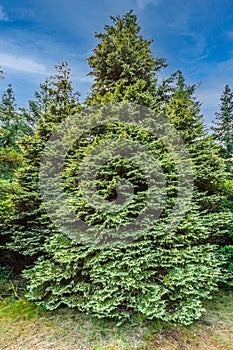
[0,5,9,21]
[137,0,160,10]
[0,53,48,74]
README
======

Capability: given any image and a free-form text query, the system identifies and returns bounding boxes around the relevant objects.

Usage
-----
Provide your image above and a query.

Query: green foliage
[4,12,233,326]
[0,85,22,180]
[0,84,36,181]
[0,84,33,149]
[0,180,22,266]
[0,147,22,181]
[212,87,233,277]
[0,265,13,282]
[221,245,233,271]
[0,84,37,271]
[163,71,226,193]
[0,297,45,320]
[24,234,226,325]
[22,61,80,128]
[212,85,233,176]
[87,10,166,105]
[3,62,81,257]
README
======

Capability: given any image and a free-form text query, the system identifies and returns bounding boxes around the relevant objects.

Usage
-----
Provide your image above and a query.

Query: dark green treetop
[87,10,166,104]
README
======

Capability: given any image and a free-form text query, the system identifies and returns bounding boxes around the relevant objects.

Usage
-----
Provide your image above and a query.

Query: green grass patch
[0,297,45,321]
[0,289,232,349]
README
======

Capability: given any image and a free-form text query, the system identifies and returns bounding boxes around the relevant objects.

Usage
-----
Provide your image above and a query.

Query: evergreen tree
[3,62,80,259]
[0,84,21,149]
[87,10,166,105]
[212,85,233,175]
[0,84,36,181]
[21,62,80,132]
[0,85,26,180]
[6,12,232,325]
[164,71,226,192]
[212,85,233,277]
[0,84,32,269]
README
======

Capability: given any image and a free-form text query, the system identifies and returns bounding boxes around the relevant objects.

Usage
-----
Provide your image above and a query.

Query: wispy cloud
[0,53,47,74]
[0,5,9,21]
[137,0,160,10]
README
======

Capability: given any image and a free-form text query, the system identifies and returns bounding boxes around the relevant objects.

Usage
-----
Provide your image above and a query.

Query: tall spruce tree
[87,10,166,106]
[212,85,233,175]
[6,12,232,325]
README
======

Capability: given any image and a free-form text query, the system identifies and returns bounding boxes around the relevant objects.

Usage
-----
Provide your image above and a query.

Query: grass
[0,290,232,349]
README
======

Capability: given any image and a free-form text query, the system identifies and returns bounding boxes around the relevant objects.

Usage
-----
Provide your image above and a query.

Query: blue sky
[0,0,233,125]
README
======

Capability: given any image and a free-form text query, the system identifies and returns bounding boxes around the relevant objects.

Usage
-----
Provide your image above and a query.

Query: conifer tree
[21,62,80,132]
[0,84,33,268]
[0,85,20,148]
[0,84,34,181]
[7,12,232,325]
[212,86,233,275]
[3,63,80,258]
[87,10,166,105]
[212,85,233,175]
